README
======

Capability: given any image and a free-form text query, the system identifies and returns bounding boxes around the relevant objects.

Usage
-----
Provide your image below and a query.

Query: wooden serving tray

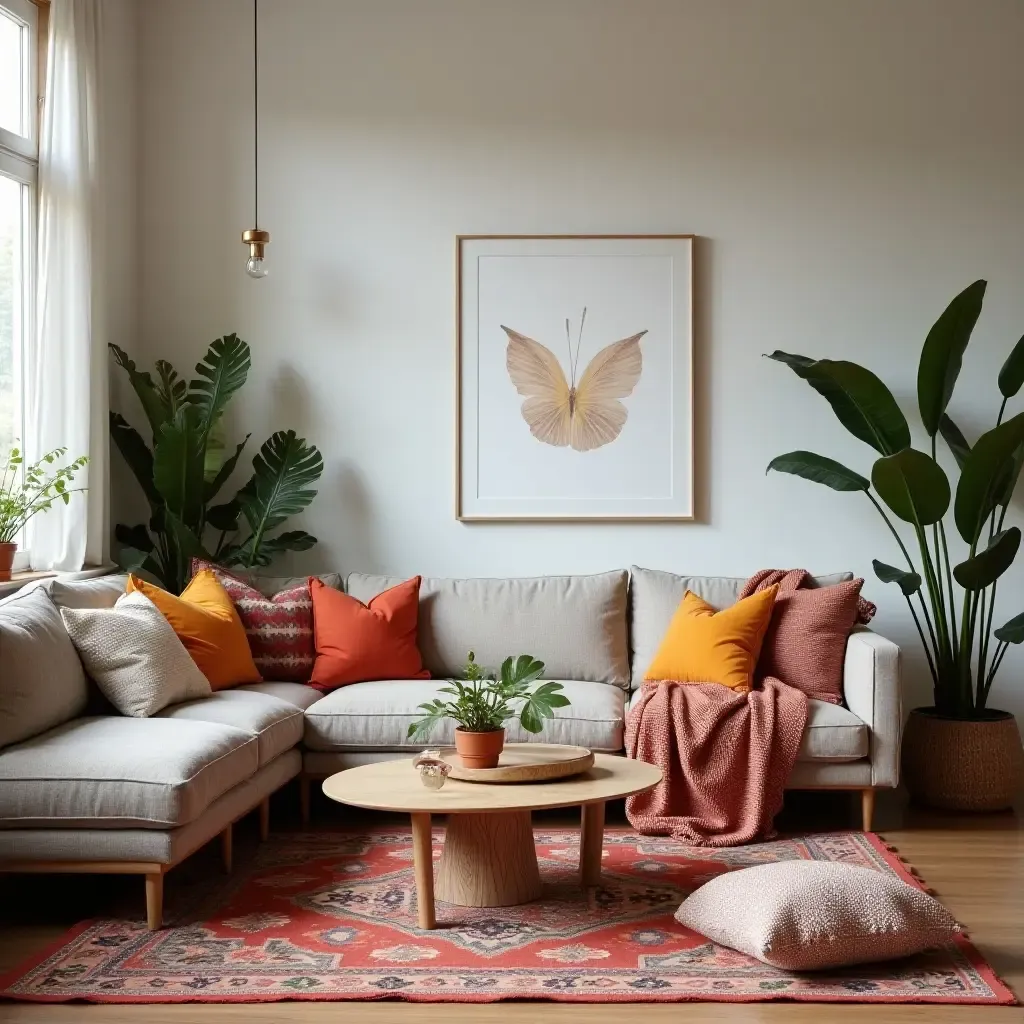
[439,743,594,783]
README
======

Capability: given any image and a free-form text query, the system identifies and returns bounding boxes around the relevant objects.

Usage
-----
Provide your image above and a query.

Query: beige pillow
[60,591,211,717]
[674,860,960,970]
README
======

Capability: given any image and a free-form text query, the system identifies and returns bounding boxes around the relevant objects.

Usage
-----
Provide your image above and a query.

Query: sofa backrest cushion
[233,571,343,597]
[47,574,129,609]
[629,566,854,688]
[346,571,630,686]
[0,587,89,749]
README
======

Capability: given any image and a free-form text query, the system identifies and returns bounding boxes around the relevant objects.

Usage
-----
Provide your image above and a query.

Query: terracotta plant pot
[0,542,16,582]
[454,727,505,770]
[902,706,1024,811]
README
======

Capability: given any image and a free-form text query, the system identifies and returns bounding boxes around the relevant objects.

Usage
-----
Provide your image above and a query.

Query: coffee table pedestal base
[436,810,543,908]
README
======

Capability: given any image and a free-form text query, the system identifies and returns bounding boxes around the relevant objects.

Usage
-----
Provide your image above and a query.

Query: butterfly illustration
[501,308,646,452]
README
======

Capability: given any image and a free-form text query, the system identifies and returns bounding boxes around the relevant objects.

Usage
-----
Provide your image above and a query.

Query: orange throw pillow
[644,586,779,692]
[127,571,262,690]
[309,575,430,690]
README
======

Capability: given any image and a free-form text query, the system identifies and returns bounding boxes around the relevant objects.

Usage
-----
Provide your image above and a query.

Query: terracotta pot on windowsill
[0,542,16,582]
[454,727,505,770]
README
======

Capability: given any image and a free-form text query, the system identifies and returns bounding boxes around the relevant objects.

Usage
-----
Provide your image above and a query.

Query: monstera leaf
[236,431,323,565]
[189,334,251,439]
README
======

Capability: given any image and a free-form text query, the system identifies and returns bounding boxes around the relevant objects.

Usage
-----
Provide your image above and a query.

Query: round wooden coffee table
[322,750,661,930]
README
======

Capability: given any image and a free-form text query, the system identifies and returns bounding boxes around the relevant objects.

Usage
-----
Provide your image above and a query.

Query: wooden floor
[0,786,1021,1023]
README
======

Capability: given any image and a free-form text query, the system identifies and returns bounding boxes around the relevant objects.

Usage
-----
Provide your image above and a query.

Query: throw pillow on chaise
[309,575,430,690]
[644,586,778,692]
[674,860,959,970]
[60,591,211,717]
[190,558,315,683]
[128,571,261,690]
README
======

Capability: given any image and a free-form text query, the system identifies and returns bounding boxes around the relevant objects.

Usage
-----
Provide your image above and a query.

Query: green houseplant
[407,651,570,769]
[0,445,88,581]
[766,280,1024,809]
[110,335,323,594]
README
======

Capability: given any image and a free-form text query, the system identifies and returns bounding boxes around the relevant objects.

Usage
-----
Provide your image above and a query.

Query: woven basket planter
[902,707,1024,811]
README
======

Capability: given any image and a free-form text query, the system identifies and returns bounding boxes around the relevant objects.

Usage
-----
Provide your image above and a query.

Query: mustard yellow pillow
[127,570,261,690]
[643,586,779,692]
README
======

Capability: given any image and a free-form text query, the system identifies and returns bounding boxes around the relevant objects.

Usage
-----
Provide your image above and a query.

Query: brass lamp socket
[242,228,270,259]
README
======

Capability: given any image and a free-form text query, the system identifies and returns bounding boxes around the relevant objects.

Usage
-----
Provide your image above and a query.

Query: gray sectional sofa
[0,567,900,928]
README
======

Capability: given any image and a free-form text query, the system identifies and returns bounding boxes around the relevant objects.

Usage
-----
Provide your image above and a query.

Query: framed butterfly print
[456,234,694,521]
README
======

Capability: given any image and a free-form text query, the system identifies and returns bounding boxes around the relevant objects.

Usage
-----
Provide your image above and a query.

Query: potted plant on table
[407,651,570,769]
[0,444,88,581]
[766,280,1024,810]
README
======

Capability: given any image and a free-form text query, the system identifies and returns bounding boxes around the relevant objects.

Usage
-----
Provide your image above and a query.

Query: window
[0,0,38,570]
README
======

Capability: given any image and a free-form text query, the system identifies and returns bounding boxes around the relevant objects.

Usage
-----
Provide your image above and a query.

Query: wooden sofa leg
[861,788,875,832]
[145,871,164,930]
[299,774,311,826]
[259,797,270,841]
[221,824,233,873]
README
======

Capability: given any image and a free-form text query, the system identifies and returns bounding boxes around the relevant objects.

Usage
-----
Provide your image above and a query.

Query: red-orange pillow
[309,575,430,690]
[756,579,865,703]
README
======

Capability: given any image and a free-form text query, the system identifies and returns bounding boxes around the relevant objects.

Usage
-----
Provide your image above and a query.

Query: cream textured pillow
[60,591,211,717]
[674,860,960,970]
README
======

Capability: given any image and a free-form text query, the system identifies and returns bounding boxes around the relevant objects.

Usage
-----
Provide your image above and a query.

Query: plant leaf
[872,559,922,596]
[188,334,251,438]
[953,528,1022,591]
[995,610,1024,644]
[998,332,1024,399]
[766,451,869,492]
[996,442,1024,508]
[236,529,318,567]
[206,499,241,533]
[109,412,160,509]
[236,431,323,565]
[108,344,171,437]
[871,448,951,527]
[153,404,206,531]
[115,523,155,553]
[154,360,188,415]
[519,703,543,734]
[955,411,1024,543]
[205,434,250,501]
[938,414,971,469]
[766,352,910,455]
[917,280,987,436]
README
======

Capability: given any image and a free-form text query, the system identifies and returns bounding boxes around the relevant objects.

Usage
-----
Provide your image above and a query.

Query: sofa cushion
[47,574,128,610]
[0,587,89,750]
[629,567,853,687]
[239,681,323,709]
[627,690,868,763]
[798,699,869,762]
[223,569,343,597]
[304,678,625,752]
[0,716,258,828]
[346,571,629,686]
[157,689,303,766]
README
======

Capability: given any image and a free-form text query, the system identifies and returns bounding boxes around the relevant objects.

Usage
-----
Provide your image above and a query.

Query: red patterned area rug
[0,828,1014,1005]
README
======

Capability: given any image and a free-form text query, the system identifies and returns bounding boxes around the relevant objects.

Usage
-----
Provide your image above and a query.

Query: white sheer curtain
[27,0,107,571]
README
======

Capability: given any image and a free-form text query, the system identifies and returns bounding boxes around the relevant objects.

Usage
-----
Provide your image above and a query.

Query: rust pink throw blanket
[626,678,807,846]
[625,567,874,846]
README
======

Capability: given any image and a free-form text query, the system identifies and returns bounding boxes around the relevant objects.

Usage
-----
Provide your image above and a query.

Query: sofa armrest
[843,627,902,788]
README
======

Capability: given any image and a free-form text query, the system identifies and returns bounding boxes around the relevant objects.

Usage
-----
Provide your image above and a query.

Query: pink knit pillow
[756,579,864,703]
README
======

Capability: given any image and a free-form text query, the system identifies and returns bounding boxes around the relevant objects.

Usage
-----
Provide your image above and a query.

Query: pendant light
[242,0,269,278]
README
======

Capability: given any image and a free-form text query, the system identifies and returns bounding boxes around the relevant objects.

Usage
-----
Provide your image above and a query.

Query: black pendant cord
[253,0,259,230]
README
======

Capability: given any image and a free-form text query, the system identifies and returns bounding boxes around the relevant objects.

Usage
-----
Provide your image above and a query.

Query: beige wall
[130,0,1024,721]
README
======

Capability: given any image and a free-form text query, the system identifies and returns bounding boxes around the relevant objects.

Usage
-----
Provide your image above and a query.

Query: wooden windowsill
[0,570,57,599]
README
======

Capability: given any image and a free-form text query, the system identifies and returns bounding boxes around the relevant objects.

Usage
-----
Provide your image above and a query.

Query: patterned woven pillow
[675,860,959,970]
[190,560,314,683]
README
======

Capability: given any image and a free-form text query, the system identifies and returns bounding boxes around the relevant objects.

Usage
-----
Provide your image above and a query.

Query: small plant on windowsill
[407,651,570,769]
[0,444,88,582]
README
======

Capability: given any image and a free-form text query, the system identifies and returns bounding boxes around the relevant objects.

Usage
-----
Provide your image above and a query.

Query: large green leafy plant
[110,334,323,593]
[767,280,1024,720]
[408,651,570,740]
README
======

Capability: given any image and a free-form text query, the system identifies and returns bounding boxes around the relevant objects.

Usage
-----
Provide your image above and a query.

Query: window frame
[0,0,38,572]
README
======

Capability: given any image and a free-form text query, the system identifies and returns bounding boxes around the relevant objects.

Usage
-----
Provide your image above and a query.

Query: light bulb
[246,255,268,279]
